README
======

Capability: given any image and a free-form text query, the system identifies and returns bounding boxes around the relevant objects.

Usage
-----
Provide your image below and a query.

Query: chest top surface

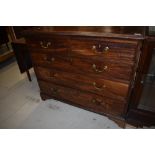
[22,26,146,40]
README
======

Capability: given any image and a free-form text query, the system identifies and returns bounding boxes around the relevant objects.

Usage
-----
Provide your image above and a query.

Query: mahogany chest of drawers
[23,26,145,126]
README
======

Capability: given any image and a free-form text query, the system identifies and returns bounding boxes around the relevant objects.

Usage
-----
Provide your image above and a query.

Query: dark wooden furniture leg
[26,70,32,81]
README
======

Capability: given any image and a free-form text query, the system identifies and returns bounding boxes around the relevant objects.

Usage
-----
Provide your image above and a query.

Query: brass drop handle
[103,46,109,52]
[51,88,59,95]
[92,98,105,106]
[92,45,109,53]
[92,45,97,51]
[93,82,106,91]
[92,64,108,73]
[40,41,51,49]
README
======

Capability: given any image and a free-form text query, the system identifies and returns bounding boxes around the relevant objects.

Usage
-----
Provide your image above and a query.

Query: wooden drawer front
[39,80,125,116]
[26,36,69,49]
[69,58,133,81]
[28,36,138,63]
[29,47,69,57]
[31,53,134,81]
[69,37,138,51]
[69,37,138,63]
[31,52,70,66]
[70,49,136,64]
[35,67,129,102]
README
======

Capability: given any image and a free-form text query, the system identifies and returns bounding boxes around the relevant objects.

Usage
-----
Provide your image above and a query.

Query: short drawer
[26,36,69,49]
[31,52,134,81]
[35,67,130,102]
[69,37,138,63]
[39,80,126,116]
[69,36,138,51]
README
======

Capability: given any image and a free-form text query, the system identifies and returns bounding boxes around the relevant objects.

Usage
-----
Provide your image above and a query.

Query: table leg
[26,70,32,81]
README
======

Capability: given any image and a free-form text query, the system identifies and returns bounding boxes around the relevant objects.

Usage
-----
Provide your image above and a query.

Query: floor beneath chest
[0,58,124,129]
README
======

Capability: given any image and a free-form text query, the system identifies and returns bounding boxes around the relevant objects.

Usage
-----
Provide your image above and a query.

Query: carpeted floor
[0,59,124,129]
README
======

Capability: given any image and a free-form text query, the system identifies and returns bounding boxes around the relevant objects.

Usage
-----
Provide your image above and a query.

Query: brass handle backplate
[40,41,51,49]
[92,98,105,106]
[92,45,109,54]
[93,82,106,91]
[103,46,109,52]
[92,64,108,73]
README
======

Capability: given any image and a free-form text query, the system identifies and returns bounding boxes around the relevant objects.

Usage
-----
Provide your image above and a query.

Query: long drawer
[31,52,134,81]
[28,36,138,63]
[27,35,138,50]
[29,47,136,64]
[35,66,130,102]
[39,80,126,117]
